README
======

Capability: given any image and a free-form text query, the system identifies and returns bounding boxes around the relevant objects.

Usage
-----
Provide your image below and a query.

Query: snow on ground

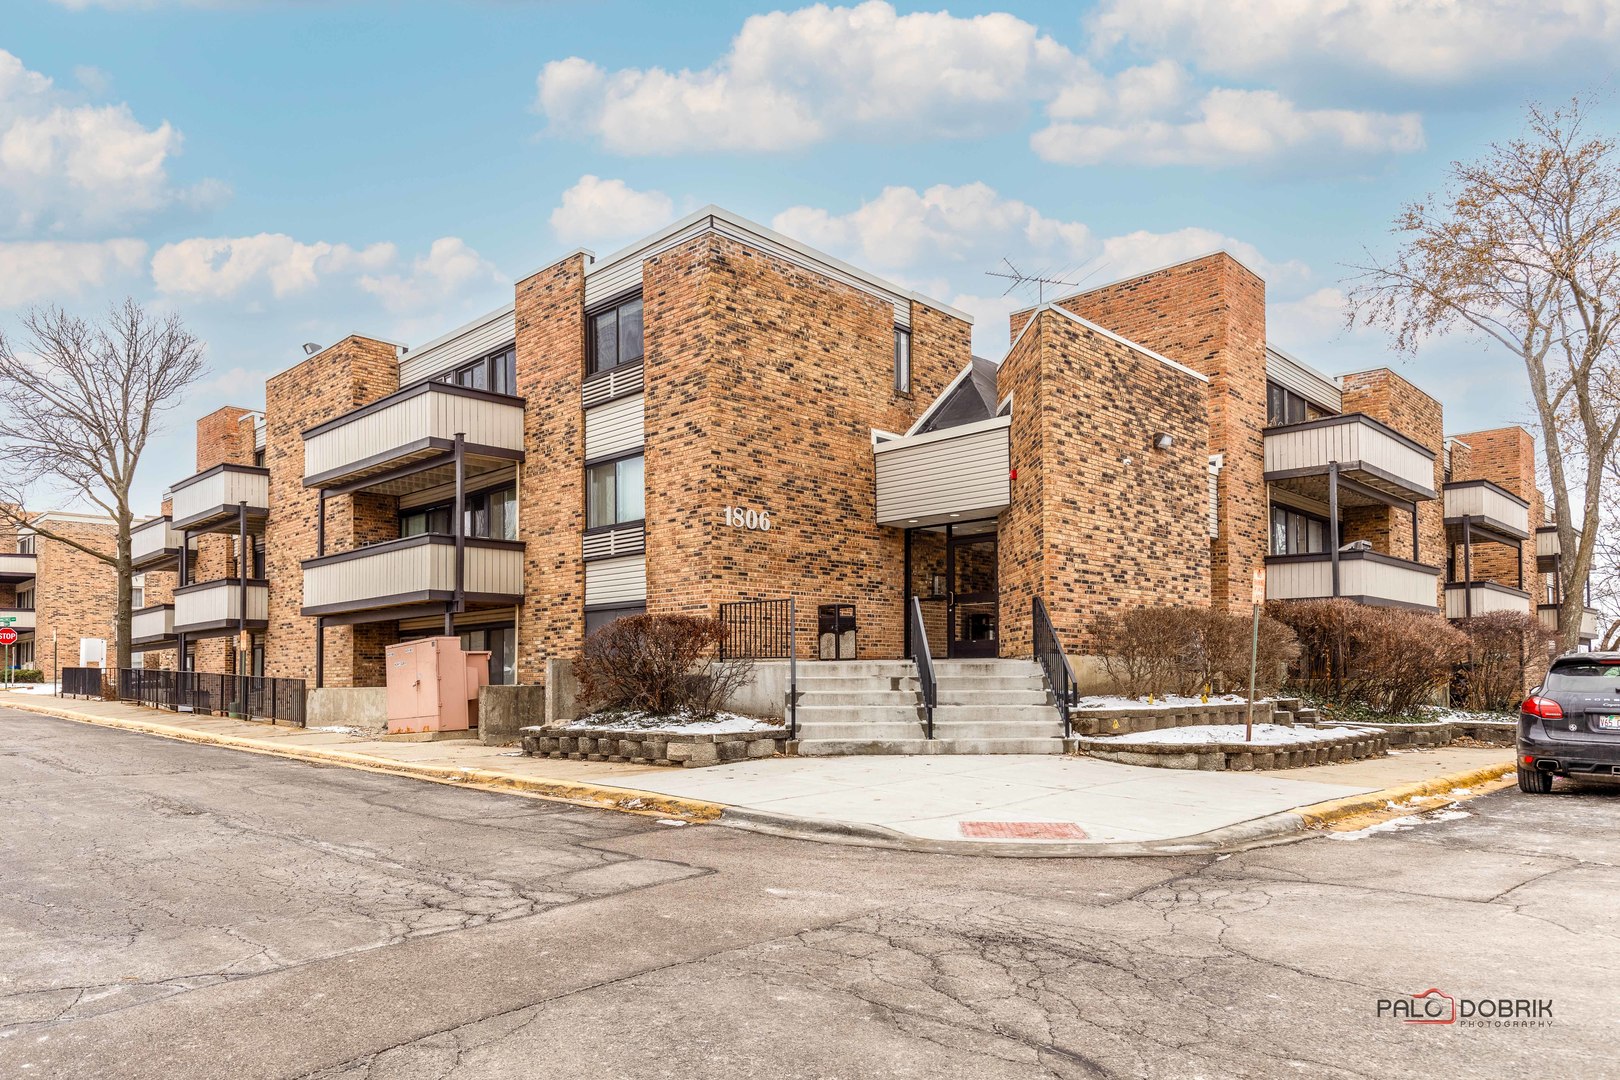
[0,682,61,695]
[566,710,783,735]
[307,725,366,737]
[1104,723,1366,746]
[1326,807,1471,841]
[1412,706,1515,725]
[1075,693,1259,711]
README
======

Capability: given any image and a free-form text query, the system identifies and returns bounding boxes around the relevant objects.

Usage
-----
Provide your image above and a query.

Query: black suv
[1518,653,1620,793]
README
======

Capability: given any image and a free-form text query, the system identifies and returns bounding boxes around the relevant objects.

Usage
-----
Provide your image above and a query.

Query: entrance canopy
[873,415,1011,528]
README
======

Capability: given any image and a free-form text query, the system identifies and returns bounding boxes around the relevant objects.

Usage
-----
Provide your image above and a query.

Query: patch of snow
[656,819,689,827]
[0,682,60,695]
[307,725,366,737]
[1104,723,1365,746]
[566,710,782,735]
[1075,693,1260,711]
[1326,807,1470,841]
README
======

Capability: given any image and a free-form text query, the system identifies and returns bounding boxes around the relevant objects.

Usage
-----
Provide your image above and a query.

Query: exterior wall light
[1153,432,1174,450]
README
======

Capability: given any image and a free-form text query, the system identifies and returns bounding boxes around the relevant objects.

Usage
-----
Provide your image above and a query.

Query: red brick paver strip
[959,821,1088,840]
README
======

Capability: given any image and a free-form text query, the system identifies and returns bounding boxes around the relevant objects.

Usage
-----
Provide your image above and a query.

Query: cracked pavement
[2,709,1614,1079]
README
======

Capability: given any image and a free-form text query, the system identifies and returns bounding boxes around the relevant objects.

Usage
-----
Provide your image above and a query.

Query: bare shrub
[577,614,754,718]
[1271,599,1468,717]
[1089,606,1300,698]
[1457,611,1556,711]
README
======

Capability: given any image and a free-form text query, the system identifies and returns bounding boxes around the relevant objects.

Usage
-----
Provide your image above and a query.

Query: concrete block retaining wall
[1072,728,1388,771]
[521,725,788,768]
[1303,719,1514,748]
[1071,698,1297,737]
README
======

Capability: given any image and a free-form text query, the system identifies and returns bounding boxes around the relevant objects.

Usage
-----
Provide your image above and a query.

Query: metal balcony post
[238,500,248,718]
[1327,462,1341,598]
[1462,514,1474,619]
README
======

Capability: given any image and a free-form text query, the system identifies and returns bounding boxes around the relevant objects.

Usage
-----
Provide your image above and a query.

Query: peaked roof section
[909,356,1003,435]
[1006,302,1209,384]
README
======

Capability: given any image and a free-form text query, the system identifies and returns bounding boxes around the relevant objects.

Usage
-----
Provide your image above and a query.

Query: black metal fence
[1032,596,1077,737]
[718,598,795,660]
[63,667,307,726]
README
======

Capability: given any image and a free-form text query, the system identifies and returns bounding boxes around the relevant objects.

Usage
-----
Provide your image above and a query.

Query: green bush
[3,668,42,683]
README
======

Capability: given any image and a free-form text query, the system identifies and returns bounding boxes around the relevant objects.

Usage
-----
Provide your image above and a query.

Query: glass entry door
[947,532,998,658]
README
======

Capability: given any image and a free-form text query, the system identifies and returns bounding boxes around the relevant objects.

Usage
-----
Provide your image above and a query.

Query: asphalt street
[2,707,1614,1079]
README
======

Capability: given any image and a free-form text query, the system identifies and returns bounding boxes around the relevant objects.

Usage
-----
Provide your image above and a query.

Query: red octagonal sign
[0,627,18,646]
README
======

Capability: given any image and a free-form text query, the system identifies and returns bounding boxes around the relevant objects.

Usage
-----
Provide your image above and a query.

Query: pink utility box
[384,637,491,734]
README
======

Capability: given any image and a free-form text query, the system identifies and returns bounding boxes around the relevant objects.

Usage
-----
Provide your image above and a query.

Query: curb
[1,698,724,823]
[1292,762,1518,828]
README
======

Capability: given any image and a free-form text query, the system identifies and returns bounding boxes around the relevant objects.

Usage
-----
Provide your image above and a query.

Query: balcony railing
[131,515,181,570]
[302,382,525,492]
[131,603,175,646]
[301,534,524,617]
[0,608,36,632]
[1539,604,1603,642]
[1537,526,1560,560]
[173,578,269,636]
[1264,413,1437,501]
[0,551,36,583]
[170,464,270,533]
[1265,550,1441,610]
[1443,480,1530,538]
[1445,582,1532,620]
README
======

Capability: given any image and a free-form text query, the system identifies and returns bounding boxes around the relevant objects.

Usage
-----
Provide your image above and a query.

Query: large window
[894,327,912,394]
[1270,504,1330,555]
[434,345,517,396]
[587,295,644,375]
[16,534,34,555]
[1266,381,1309,426]
[399,483,517,541]
[586,455,645,530]
[586,604,645,638]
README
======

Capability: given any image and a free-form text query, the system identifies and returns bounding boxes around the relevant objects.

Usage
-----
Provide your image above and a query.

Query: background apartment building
[129,209,1595,698]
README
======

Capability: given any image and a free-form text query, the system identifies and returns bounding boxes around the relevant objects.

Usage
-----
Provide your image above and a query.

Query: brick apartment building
[125,207,1597,698]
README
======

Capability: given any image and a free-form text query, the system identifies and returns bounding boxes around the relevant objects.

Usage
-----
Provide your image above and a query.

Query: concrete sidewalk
[0,691,1515,856]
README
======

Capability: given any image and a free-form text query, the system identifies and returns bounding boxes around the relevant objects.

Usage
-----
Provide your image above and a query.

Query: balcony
[1539,604,1603,643]
[131,515,181,570]
[1265,550,1441,610]
[0,608,36,632]
[1443,480,1529,539]
[170,464,270,534]
[0,552,36,584]
[301,535,524,620]
[130,604,175,647]
[302,382,525,493]
[1264,413,1437,503]
[1445,582,1532,620]
[874,416,1012,528]
[173,578,268,637]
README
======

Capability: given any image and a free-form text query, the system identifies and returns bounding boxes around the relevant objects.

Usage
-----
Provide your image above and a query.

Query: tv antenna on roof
[985,258,1087,304]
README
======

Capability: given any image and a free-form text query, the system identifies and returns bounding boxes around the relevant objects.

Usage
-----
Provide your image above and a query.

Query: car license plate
[1597,715,1620,730]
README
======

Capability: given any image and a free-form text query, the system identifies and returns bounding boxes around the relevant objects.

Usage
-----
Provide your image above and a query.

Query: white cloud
[1095,227,1309,288]
[150,233,396,298]
[549,175,674,245]
[1033,86,1423,168]
[0,49,214,235]
[359,237,504,313]
[1089,0,1620,86]
[0,238,147,307]
[535,2,1424,168]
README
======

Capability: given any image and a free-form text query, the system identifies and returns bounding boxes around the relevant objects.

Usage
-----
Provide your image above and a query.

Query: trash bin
[817,603,856,660]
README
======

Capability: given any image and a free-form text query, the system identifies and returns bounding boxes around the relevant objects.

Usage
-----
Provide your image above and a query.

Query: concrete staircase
[792,659,1065,756]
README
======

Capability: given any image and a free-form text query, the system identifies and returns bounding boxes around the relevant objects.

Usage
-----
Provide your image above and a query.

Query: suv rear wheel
[1517,767,1555,794]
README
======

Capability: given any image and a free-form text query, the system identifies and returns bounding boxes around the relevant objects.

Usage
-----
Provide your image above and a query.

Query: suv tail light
[1521,695,1565,719]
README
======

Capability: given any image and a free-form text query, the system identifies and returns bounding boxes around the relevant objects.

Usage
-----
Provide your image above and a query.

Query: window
[253,448,265,467]
[399,483,517,541]
[16,534,34,555]
[433,345,517,396]
[893,328,912,394]
[586,455,645,530]
[15,586,32,611]
[586,604,645,638]
[1266,381,1308,426]
[460,626,516,685]
[131,574,144,610]
[587,295,644,375]
[1270,504,1330,555]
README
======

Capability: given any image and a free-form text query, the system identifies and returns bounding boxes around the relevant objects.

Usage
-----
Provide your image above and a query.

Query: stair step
[796,705,922,723]
[932,704,1061,722]
[931,722,1064,739]
[795,738,1063,756]
[793,722,926,740]
[794,676,920,692]
[796,690,922,707]
[930,689,1051,705]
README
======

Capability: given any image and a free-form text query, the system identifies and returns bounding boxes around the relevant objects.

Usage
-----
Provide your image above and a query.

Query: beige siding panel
[399,306,515,386]
[1265,559,1334,602]
[131,606,172,640]
[303,389,524,482]
[875,421,1010,527]
[464,545,523,594]
[131,517,179,563]
[1265,347,1342,413]
[175,581,268,628]
[1446,586,1530,619]
[1264,419,1432,493]
[0,608,37,631]
[584,394,645,460]
[1444,485,1529,533]
[585,555,646,606]
[584,257,645,310]
[1537,529,1560,559]
[1266,558,1437,608]
[303,542,522,609]
[172,469,268,522]
[0,553,33,579]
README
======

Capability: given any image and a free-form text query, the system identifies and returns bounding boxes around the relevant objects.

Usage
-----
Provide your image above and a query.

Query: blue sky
[4,0,1617,511]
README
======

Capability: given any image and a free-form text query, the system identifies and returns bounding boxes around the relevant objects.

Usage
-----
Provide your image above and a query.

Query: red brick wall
[1448,426,1539,594]
[263,336,400,685]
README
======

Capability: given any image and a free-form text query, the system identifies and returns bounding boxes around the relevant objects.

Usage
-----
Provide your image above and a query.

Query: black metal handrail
[92,667,307,726]
[1032,596,1077,737]
[909,596,936,739]
[717,598,797,739]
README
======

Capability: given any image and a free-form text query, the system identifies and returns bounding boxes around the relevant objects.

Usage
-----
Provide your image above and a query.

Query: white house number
[724,505,772,531]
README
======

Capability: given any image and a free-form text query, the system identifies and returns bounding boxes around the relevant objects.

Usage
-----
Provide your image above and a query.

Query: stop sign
[0,627,17,646]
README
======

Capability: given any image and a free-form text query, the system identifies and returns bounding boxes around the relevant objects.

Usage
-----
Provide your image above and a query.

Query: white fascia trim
[1208,452,1225,471]
[1444,436,1474,450]
[405,301,516,358]
[1041,303,1210,383]
[871,428,904,447]
[1012,248,1268,319]
[904,362,977,436]
[873,413,1011,455]
[582,205,974,325]
[27,511,116,525]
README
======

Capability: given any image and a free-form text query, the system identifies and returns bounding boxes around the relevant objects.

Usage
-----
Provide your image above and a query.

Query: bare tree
[1596,452,1620,649]
[1350,96,1620,653]
[0,299,207,669]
